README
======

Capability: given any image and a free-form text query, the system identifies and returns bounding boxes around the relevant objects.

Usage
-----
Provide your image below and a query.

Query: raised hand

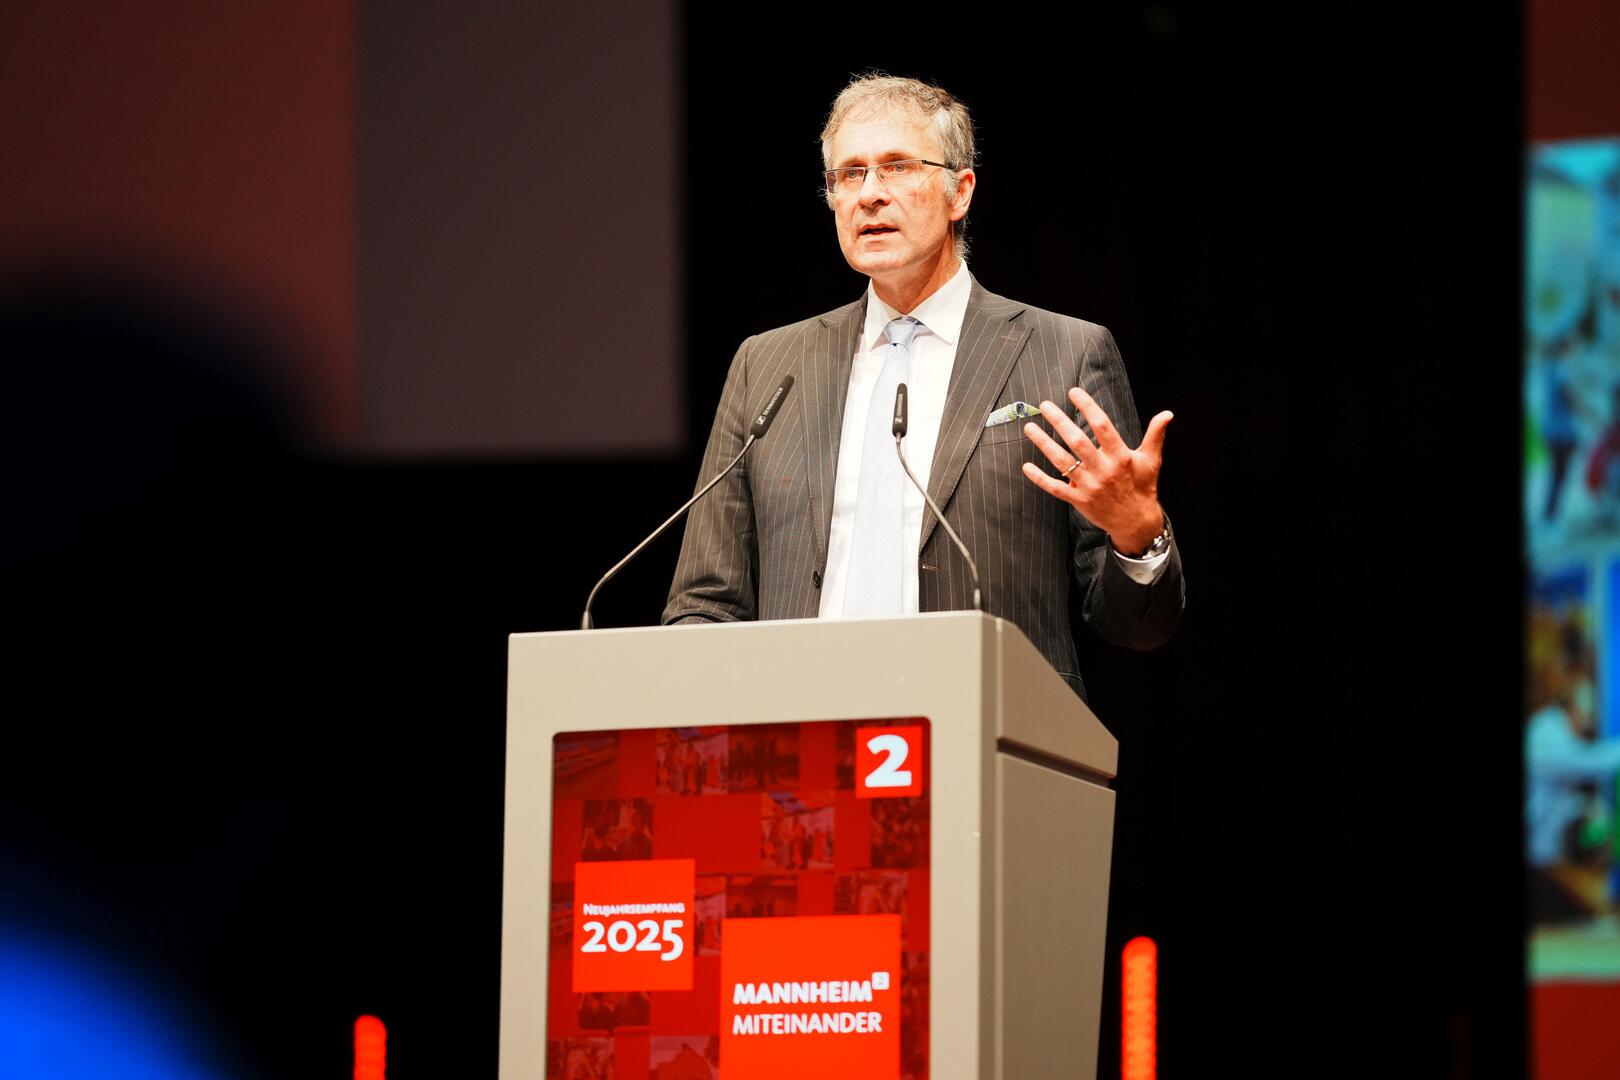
[1020,386,1171,555]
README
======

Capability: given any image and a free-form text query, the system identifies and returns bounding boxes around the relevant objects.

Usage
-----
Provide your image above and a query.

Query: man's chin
[845,250,910,279]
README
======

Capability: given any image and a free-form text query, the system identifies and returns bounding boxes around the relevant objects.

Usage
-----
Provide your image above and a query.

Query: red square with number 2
[854,725,924,799]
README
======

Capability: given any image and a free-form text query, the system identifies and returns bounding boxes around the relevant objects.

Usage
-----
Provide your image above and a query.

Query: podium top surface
[509,611,1117,778]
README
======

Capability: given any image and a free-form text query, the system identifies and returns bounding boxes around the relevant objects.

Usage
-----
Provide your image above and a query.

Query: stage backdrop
[0,0,683,455]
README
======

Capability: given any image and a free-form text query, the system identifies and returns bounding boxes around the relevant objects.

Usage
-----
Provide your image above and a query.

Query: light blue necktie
[844,316,922,616]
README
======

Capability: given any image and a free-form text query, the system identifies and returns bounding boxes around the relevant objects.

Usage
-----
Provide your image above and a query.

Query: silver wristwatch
[1116,517,1172,561]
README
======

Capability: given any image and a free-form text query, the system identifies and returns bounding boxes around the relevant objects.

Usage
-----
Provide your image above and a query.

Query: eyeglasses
[823,158,952,196]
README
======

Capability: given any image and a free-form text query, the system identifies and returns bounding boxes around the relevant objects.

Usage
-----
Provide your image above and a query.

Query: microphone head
[750,375,795,438]
[892,383,909,437]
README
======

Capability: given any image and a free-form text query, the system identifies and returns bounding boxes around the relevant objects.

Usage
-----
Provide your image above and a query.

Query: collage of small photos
[1525,138,1620,985]
[546,721,932,1080]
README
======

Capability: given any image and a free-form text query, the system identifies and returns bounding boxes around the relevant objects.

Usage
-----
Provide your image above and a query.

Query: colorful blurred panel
[1526,137,1620,1077]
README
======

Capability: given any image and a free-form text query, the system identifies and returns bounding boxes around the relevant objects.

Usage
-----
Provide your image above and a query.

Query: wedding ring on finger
[1061,460,1082,481]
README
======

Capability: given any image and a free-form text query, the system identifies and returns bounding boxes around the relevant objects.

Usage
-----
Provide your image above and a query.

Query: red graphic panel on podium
[546,719,931,1080]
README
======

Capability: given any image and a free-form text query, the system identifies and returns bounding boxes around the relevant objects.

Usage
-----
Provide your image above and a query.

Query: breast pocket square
[985,401,1038,427]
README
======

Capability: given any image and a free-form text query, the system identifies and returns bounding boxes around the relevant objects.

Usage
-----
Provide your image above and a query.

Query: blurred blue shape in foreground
[0,927,231,1080]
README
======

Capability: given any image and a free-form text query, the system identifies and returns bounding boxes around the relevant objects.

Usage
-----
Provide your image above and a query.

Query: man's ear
[950,168,977,221]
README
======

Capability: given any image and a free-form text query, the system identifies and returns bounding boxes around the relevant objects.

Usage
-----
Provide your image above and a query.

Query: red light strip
[354,1015,386,1080]
[1122,936,1157,1080]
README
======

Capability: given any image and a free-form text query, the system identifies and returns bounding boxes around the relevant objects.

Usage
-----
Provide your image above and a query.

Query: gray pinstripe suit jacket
[661,278,1185,699]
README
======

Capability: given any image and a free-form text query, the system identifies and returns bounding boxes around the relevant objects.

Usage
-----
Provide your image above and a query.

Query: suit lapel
[922,281,1029,550]
[805,296,866,564]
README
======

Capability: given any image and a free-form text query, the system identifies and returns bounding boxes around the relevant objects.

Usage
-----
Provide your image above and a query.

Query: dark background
[0,2,1563,1077]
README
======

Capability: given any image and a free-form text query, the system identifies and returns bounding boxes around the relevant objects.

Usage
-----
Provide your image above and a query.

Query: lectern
[501,612,1118,1080]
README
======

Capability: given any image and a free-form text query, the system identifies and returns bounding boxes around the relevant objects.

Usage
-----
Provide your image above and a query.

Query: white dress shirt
[819,263,1168,619]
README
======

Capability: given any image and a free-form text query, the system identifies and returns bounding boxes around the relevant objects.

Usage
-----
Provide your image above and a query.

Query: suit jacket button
[812,569,822,588]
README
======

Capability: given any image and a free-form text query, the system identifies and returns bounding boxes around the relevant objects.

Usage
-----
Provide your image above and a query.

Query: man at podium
[664,75,1184,699]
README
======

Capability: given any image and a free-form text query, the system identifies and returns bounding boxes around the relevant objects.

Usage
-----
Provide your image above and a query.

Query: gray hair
[820,74,976,257]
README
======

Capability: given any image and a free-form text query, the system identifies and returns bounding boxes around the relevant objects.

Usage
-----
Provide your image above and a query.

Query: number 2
[864,733,912,788]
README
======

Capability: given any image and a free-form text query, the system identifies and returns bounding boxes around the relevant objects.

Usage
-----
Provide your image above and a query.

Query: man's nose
[857,170,890,206]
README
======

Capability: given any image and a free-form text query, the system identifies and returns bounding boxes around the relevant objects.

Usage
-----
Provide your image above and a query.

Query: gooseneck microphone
[892,383,983,611]
[580,375,795,630]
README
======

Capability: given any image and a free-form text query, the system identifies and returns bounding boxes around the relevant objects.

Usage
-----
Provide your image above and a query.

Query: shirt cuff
[1111,544,1171,585]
